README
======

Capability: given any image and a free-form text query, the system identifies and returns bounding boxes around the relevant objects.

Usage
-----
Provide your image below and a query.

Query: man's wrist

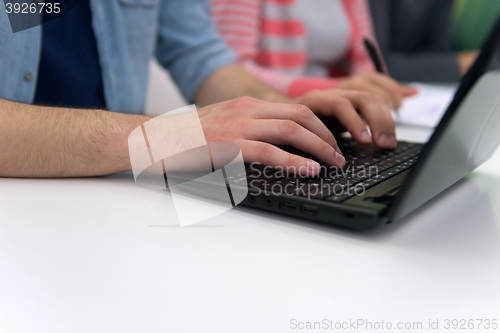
[100,113,154,174]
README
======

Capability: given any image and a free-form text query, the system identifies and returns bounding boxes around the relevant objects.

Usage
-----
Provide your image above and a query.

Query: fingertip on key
[360,130,372,144]
[378,133,397,149]
[335,151,346,166]
[388,134,397,148]
[307,160,321,176]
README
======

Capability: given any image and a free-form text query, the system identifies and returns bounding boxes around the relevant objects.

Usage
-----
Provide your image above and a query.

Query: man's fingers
[239,141,322,176]
[346,92,397,149]
[241,119,345,167]
[305,93,373,145]
[249,103,337,148]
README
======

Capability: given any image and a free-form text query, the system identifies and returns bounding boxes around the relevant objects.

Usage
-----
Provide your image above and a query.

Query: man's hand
[295,89,398,149]
[196,65,402,147]
[198,97,346,176]
[196,66,401,172]
[337,71,418,109]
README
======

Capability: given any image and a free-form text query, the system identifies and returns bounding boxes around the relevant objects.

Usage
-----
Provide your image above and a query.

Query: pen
[364,37,401,115]
[363,37,385,74]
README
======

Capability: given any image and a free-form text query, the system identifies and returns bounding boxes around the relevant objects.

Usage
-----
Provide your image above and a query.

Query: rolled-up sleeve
[155,0,236,102]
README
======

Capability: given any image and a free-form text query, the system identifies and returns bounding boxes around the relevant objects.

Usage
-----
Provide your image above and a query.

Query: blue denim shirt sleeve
[0,0,236,112]
[155,0,236,103]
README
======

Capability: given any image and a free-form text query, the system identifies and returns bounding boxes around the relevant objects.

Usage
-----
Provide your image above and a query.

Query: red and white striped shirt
[210,0,377,97]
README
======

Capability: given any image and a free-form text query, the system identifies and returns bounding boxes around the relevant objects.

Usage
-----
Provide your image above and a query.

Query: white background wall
[144,59,188,115]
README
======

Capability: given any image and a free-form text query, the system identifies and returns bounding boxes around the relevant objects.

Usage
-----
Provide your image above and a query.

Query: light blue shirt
[0,0,236,114]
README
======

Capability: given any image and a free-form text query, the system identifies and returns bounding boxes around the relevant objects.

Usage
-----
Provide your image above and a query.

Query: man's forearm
[194,65,294,106]
[0,99,152,178]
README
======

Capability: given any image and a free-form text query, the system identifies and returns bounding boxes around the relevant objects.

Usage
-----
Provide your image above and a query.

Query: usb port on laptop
[280,201,296,212]
[301,204,318,215]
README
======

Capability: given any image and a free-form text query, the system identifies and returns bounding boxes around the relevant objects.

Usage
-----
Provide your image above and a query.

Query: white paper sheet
[393,83,457,128]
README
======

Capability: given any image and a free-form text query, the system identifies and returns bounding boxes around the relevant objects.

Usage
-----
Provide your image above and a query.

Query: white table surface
[1,126,499,333]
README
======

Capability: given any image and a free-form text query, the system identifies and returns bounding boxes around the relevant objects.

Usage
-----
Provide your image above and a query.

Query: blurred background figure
[369,0,462,83]
[210,0,416,109]
[369,0,499,83]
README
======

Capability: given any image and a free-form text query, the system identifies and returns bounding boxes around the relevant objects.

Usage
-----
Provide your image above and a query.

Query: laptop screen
[389,17,500,221]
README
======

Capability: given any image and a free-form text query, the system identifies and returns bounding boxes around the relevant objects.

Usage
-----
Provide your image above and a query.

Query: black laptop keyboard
[229,140,423,203]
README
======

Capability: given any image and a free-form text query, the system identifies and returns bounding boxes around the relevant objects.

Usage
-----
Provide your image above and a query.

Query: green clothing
[453,0,500,51]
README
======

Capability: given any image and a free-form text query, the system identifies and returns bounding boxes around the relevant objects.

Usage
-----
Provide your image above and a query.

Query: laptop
[233,17,500,230]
